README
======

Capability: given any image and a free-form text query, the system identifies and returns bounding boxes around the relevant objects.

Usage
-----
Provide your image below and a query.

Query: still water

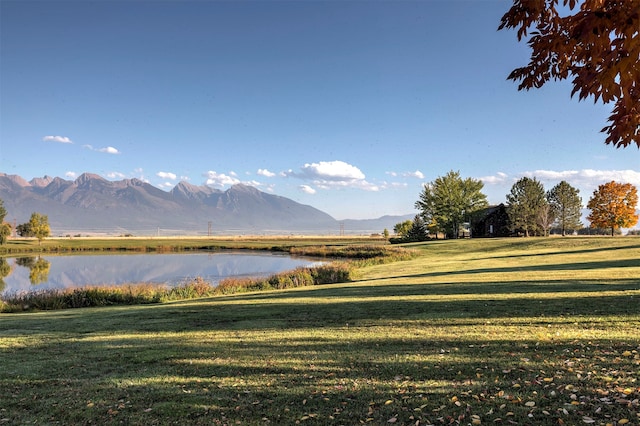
[0,252,322,296]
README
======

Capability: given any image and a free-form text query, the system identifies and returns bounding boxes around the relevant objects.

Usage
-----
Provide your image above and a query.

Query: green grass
[0,235,388,256]
[1,237,639,425]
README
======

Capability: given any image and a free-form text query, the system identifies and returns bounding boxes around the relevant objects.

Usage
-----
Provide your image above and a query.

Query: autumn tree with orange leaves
[499,0,640,148]
[587,181,638,236]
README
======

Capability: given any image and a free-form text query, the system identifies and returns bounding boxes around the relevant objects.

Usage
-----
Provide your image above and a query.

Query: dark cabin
[471,204,510,237]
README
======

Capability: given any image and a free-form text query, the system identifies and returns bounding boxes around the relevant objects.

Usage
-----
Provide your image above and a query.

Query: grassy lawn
[1,237,638,425]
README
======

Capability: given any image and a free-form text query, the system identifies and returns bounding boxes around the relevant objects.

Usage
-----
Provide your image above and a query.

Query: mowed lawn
[1,237,638,425]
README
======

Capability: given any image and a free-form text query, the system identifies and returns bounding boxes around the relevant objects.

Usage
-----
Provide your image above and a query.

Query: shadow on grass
[2,279,638,335]
[2,325,638,425]
[476,243,640,261]
[1,282,639,424]
[269,278,640,299]
[386,258,640,280]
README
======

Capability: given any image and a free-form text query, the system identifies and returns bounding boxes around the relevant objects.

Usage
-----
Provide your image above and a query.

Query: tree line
[0,199,51,246]
[392,171,639,241]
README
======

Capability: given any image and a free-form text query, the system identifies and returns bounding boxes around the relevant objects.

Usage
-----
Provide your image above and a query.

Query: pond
[0,252,323,296]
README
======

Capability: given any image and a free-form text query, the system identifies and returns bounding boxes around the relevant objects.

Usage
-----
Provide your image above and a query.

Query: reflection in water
[0,258,10,292]
[31,258,51,285]
[15,257,52,285]
[1,252,321,296]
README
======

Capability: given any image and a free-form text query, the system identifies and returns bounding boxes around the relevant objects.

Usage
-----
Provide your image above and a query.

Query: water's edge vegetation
[0,243,416,313]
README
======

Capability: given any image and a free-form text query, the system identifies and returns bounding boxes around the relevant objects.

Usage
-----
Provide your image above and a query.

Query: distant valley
[0,172,413,236]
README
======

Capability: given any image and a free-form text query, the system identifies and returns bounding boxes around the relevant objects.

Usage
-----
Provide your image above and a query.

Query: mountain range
[0,172,413,235]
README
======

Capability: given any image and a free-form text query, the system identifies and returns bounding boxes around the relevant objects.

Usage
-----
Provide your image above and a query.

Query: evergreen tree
[405,215,428,242]
[547,181,583,236]
[506,177,547,237]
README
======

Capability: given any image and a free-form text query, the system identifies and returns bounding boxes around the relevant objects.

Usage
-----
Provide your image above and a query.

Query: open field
[1,237,639,425]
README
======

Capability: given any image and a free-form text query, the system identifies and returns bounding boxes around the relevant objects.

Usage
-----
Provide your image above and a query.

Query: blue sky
[1,0,638,220]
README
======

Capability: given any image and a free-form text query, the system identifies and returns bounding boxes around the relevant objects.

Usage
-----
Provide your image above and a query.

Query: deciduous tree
[537,203,554,237]
[547,180,583,236]
[18,213,51,245]
[0,199,11,245]
[393,220,413,238]
[415,170,488,239]
[587,181,638,236]
[16,222,32,238]
[499,0,640,148]
[506,177,547,237]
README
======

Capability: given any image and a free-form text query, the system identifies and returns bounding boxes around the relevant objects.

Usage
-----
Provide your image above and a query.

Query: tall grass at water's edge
[0,245,416,312]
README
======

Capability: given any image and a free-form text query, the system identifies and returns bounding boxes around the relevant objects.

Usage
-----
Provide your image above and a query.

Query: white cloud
[83,144,120,154]
[299,185,316,194]
[203,170,241,188]
[106,171,126,179]
[480,172,509,185]
[43,135,73,144]
[523,169,640,188]
[351,180,380,191]
[298,160,365,181]
[65,171,77,179]
[389,181,408,188]
[257,168,276,178]
[387,170,424,179]
[98,146,120,154]
[405,170,424,179]
[159,182,174,189]
[284,160,379,191]
[263,184,276,193]
[157,171,177,180]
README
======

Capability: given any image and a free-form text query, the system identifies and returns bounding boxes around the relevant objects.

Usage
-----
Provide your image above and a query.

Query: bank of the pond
[0,235,389,256]
[0,245,416,312]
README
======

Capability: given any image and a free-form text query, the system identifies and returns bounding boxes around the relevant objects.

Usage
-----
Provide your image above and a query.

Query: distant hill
[0,172,413,235]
